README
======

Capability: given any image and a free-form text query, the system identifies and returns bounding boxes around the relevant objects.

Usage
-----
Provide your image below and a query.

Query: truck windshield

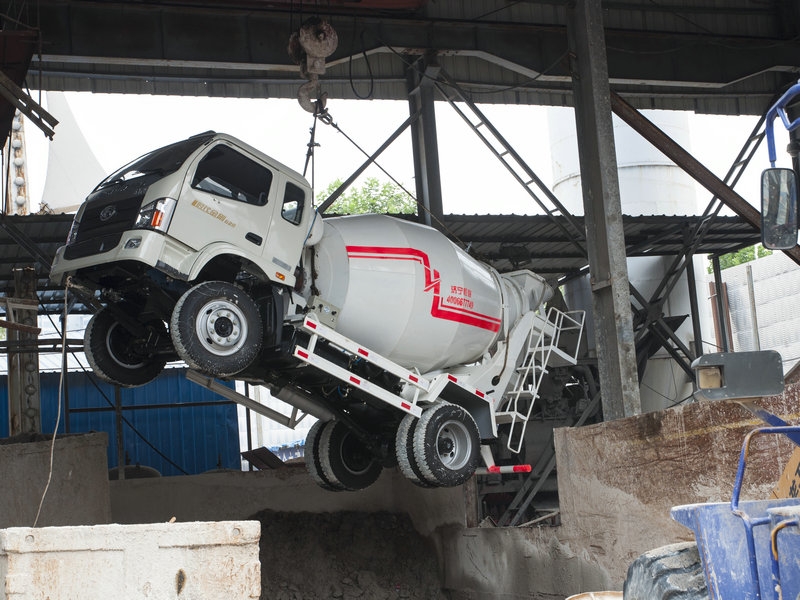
[96,132,216,190]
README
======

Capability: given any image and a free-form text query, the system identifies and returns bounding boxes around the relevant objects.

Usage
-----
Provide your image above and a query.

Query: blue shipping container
[0,368,240,477]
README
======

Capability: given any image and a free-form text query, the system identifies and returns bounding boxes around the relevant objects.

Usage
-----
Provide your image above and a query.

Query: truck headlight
[135,197,176,232]
[65,218,80,245]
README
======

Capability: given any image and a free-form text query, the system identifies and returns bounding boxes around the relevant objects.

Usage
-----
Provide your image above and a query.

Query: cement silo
[548,107,716,412]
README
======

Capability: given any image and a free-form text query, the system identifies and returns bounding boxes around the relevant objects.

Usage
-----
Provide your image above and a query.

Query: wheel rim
[194,299,248,356]
[106,322,146,369]
[339,431,374,476]
[435,419,472,471]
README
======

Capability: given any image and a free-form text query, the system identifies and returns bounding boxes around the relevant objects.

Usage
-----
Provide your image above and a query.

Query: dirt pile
[253,510,448,600]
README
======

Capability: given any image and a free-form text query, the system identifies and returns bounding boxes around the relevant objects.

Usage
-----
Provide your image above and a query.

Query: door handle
[245,232,263,246]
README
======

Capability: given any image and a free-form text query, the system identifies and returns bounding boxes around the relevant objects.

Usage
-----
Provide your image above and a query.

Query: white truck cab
[51,132,317,290]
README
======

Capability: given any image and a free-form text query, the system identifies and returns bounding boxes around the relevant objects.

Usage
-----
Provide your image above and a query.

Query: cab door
[263,177,313,285]
[169,141,277,265]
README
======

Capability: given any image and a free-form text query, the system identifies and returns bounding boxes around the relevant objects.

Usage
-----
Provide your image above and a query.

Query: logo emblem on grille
[99,205,117,221]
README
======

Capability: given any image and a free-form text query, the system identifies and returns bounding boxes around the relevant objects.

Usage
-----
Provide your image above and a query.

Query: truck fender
[182,243,278,284]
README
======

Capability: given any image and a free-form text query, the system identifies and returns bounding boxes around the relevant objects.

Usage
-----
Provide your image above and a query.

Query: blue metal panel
[0,368,240,477]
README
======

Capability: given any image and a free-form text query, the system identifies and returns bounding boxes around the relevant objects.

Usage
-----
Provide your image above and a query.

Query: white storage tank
[311,214,551,373]
[549,107,716,412]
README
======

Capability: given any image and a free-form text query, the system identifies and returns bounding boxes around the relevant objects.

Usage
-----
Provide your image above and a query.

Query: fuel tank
[310,214,552,373]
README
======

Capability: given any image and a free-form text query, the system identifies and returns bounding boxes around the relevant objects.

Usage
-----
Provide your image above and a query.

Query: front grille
[64,233,125,260]
[74,194,144,243]
[65,187,148,260]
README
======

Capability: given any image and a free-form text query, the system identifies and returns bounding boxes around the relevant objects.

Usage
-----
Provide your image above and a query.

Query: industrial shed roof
[0,211,760,315]
[13,0,800,116]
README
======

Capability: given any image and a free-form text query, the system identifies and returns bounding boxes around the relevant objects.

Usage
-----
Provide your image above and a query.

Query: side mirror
[761,168,798,250]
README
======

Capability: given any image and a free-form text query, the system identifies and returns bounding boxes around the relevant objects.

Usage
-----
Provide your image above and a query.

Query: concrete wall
[0,432,111,528]
[553,391,798,590]
[438,391,799,599]
[0,521,260,600]
[111,467,466,539]
[106,389,800,599]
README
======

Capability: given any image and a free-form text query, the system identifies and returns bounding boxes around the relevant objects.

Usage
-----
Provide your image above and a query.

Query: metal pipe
[745,265,761,350]
[115,386,125,481]
[711,256,730,352]
[266,384,336,422]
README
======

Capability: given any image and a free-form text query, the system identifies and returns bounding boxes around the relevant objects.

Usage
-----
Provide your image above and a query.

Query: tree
[708,244,772,273]
[316,177,416,215]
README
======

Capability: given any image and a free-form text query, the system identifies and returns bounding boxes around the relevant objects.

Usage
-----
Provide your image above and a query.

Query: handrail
[764,81,800,166]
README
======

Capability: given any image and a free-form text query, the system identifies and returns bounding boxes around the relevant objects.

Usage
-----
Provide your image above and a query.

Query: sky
[21,91,788,218]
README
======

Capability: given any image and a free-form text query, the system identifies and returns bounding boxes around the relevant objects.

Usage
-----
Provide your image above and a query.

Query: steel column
[7,267,41,435]
[711,256,731,352]
[407,56,444,228]
[567,0,641,419]
[685,253,704,359]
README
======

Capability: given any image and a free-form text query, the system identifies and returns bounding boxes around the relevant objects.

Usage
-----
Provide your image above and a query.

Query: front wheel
[170,281,263,377]
[84,306,167,387]
[624,542,708,599]
[412,402,480,487]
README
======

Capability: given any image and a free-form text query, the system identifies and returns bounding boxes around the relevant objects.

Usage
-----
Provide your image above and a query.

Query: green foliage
[316,177,416,215]
[708,244,773,273]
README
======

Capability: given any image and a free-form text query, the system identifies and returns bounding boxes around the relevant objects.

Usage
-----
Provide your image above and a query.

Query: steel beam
[610,92,800,267]
[567,0,641,419]
[407,56,444,228]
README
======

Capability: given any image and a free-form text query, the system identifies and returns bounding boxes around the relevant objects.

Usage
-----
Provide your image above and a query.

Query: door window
[282,182,306,225]
[191,145,273,206]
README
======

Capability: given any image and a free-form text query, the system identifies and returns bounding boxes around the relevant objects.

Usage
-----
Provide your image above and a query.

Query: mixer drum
[311,215,550,373]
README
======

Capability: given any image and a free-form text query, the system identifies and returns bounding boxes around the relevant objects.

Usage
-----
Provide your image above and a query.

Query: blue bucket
[671,427,800,600]
[672,498,798,600]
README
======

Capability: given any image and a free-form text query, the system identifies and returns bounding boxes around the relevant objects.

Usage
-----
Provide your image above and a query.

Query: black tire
[395,413,437,488]
[624,542,709,600]
[170,281,262,377]
[305,420,344,491]
[319,421,383,491]
[84,306,167,387]
[412,402,480,487]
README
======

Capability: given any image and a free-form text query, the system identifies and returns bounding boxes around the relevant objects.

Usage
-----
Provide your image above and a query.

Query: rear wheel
[412,402,480,487]
[624,542,709,599]
[395,413,437,487]
[170,281,262,377]
[84,306,167,387]
[305,420,344,491]
[319,421,382,491]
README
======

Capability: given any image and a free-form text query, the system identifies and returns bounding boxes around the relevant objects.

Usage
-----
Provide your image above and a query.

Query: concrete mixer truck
[49,131,584,491]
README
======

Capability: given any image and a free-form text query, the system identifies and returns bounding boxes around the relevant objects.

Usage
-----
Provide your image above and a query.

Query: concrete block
[0,521,261,599]
[0,432,111,528]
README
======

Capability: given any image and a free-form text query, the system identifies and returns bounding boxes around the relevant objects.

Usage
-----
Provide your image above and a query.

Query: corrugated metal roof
[23,0,800,116]
[437,213,760,280]
[0,212,761,314]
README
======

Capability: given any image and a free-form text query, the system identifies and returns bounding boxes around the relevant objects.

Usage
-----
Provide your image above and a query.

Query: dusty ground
[253,510,448,600]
